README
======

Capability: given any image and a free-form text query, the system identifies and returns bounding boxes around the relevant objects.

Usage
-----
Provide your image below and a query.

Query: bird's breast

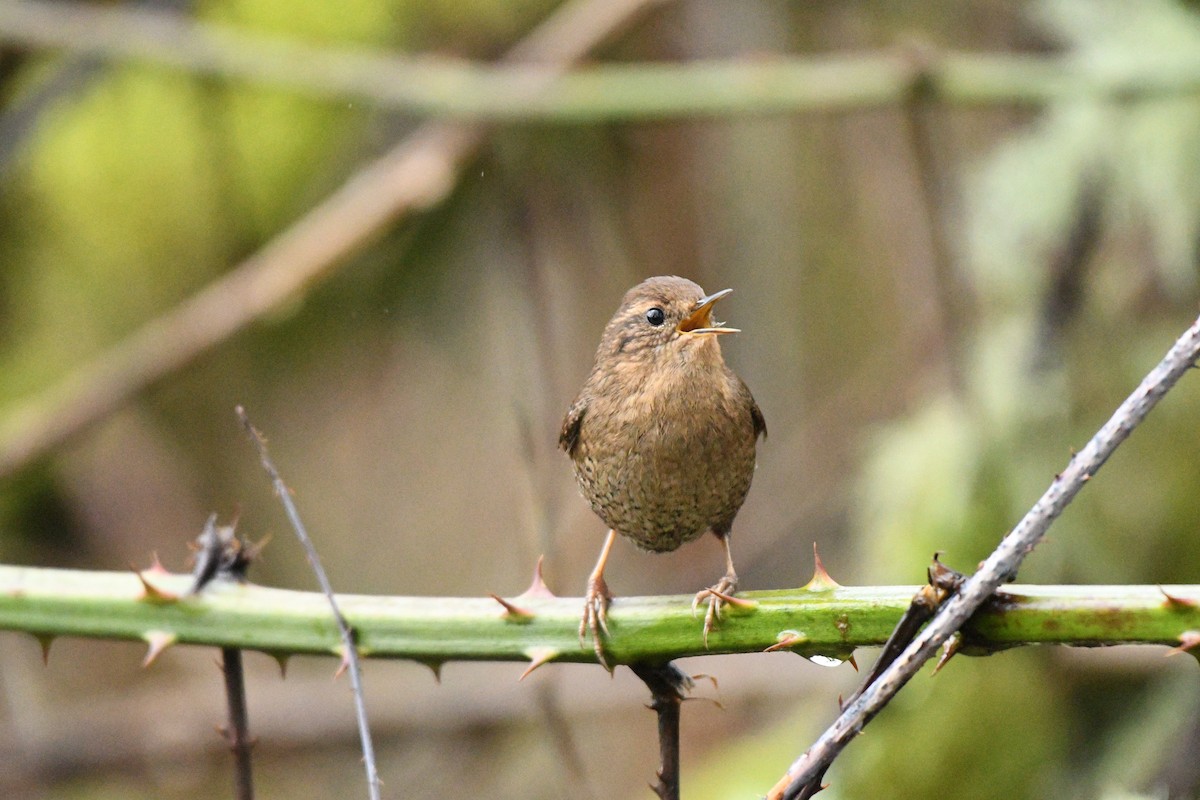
[571,360,758,551]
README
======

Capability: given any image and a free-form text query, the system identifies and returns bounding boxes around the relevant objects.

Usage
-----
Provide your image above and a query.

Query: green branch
[3,1,1200,122]
[1,564,1196,670]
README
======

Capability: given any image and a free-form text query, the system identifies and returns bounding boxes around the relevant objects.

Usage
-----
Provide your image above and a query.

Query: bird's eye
[645,307,666,327]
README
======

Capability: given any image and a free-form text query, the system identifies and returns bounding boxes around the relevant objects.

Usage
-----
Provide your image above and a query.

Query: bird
[560,275,766,666]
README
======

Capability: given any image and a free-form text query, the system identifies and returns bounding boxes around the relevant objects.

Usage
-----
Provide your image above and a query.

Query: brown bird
[560,275,766,665]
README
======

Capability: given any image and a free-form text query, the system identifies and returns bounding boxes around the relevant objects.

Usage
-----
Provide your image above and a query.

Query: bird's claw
[580,574,613,670]
[693,575,739,647]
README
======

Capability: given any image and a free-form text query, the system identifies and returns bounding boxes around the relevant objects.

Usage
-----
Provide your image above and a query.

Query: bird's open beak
[678,288,739,335]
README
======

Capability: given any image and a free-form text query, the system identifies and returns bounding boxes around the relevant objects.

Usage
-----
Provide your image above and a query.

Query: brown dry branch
[187,513,257,800]
[770,313,1200,799]
[0,0,666,479]
[220,647,255,800]
[629,663,693,800]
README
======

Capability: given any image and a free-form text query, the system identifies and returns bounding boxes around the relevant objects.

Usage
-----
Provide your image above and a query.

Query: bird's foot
[692,574,744,647]
[579,574,613,670]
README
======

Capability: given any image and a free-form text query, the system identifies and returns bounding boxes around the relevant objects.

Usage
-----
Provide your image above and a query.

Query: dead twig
[854,557,963,693]
[186,513,259,800]
[220,647,255,800]
[630,663,693,800]
[769,313,1200,799]
[236,406,380,800]
[789,558,964,798]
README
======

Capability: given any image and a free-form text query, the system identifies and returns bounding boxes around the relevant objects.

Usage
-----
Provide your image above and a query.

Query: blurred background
[2,0,1200,797]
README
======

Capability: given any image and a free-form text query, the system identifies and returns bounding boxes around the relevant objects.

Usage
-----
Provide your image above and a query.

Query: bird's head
[597,276,738,367]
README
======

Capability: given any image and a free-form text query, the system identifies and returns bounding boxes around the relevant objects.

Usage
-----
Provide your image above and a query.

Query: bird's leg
[692,533,740,646]
[580,529,616,669]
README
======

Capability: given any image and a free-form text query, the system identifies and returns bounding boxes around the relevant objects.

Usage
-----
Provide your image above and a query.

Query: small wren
[560,275,766,665]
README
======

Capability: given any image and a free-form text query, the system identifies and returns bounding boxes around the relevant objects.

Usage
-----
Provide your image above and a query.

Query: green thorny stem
[2,564,1199,674]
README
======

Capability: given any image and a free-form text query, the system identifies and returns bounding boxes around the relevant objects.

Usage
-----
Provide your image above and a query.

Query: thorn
[1168,630,1200,655]
[804,542,841,592]
[519,647,559,680]
[928,555,966,600]
[703,588,757,611]
[333,647,351,680]
[933,633,961,673]
[516,555,557,600]
[33,634,53,664]
[228,504,243,532]
[142,631,177,667]
[242,533,271,564]
[681,694,725,710]
[837,693,844,710]
[848,653,859,672]
[271,652,290,679]
[765,630,808,652]
[488,593,535,622]
[682,673,720,708]
[1160,586,1197,608]
[147,552,171,575]
[423,661,444,684]
[133,560,181,603]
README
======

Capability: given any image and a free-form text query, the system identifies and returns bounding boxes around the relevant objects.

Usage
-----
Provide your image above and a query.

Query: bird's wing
[559,398,587,456]
[742,380,767,440]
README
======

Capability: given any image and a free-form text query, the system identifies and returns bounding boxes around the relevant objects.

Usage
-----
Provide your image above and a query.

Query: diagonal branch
[237,406,379,800]
[769,313,1200,799]
[0,0,664,479]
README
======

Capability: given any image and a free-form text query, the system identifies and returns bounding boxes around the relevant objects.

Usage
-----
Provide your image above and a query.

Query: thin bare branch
[192,514,257,800]
[630,663,693,800]
[220,647,255,800]
[769,314,1200,799]
[237,407,380,800]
